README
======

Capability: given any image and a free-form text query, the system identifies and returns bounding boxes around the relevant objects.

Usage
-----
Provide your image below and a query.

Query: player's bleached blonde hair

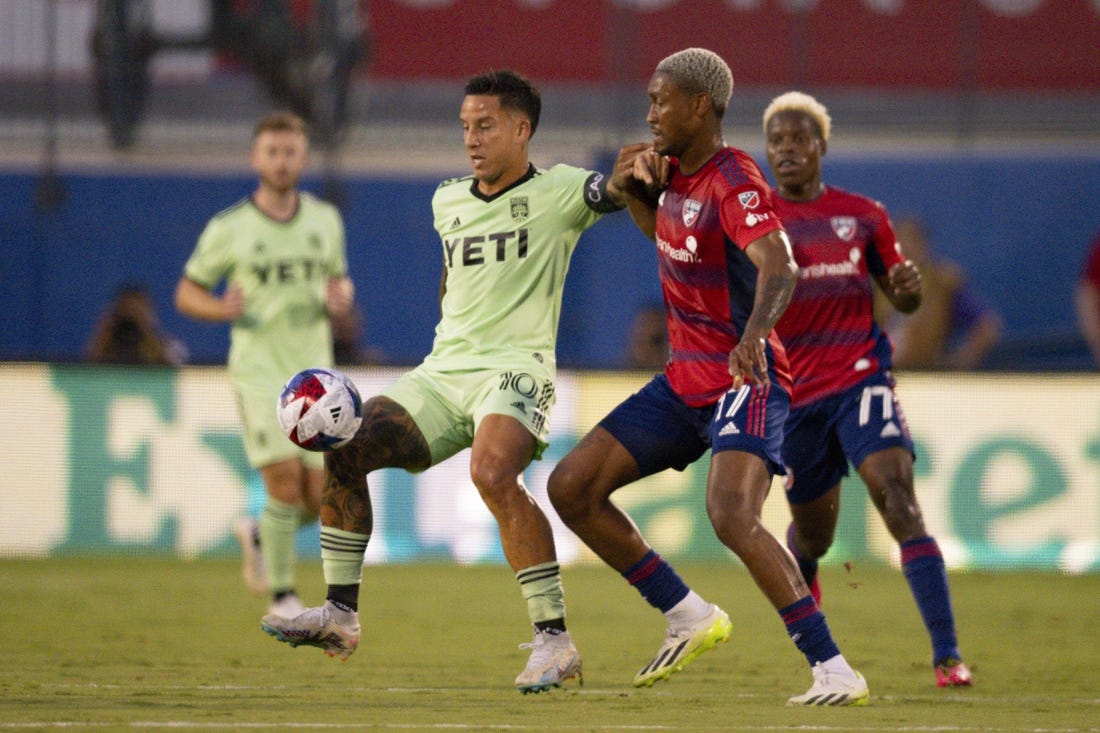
[655,48,734,117]
[762,91,831,142]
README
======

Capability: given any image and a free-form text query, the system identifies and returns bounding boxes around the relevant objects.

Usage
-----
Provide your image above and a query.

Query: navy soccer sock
[622,549,690,612]
[901,536,960,664]
[780,596,840,665]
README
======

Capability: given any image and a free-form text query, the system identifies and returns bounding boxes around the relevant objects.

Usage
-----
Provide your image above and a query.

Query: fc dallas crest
[682,199,702,226]
[831,216,857,241]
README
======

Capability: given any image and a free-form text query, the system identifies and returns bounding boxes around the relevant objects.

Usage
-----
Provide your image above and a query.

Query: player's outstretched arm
[877,260,922,315]
[729,229,798,387]
[606,143,652,203]
[619,149,669,241]
[625,199,658,241]
[326,276,355,317]
[174,276,244,323]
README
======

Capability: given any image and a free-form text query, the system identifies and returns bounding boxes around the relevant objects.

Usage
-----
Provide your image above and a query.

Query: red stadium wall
[6,2,1091,91]
[362,0,1100,90]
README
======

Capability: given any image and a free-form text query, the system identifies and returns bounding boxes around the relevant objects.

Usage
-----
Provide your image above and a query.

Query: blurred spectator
[330,303,388,366]
[1074,230,1100,369]
[879,218,1002,370]
[85,283,188,366]
[623,301,668,371]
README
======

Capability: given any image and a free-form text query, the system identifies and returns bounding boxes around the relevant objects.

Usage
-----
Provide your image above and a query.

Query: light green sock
[517,561,566,625]
[259,497,301,594]
[321,527,370,586]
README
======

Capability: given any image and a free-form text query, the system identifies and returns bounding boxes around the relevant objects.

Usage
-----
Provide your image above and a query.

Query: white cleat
[787,663,870,706]
[261,602,361,661]
[633,604,732,688]
[515,629,583,694]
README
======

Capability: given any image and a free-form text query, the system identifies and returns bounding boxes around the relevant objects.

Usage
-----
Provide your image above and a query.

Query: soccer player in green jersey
[260,70,642,694]
[175,111,355,623]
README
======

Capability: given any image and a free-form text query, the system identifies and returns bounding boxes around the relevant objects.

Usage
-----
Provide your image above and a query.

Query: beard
[260,170,298,194]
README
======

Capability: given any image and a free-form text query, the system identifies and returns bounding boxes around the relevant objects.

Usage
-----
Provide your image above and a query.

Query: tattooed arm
[729,229,798,388]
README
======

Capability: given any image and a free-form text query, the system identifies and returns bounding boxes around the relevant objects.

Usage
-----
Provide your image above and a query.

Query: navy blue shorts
[782,370,915,505]
[599,374,789,479]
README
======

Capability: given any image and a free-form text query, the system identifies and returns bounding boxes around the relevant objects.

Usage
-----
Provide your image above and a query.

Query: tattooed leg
[322,395,431,534]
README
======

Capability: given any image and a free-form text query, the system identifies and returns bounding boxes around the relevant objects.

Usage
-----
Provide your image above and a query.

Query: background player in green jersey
[175,111,355,624]
[260,70,642,694]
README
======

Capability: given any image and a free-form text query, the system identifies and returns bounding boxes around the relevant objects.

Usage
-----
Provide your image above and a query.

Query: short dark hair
[464,70,541,136]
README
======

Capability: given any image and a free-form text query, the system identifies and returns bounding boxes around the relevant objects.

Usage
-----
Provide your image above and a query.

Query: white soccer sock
[665,590,712,628]
[819,653,858,677]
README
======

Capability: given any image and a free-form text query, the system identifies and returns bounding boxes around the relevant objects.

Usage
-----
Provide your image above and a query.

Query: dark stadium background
[2,1,1098,369]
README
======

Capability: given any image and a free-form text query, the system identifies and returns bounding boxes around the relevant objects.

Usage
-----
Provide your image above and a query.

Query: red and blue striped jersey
[655,147,790,407]
[771,186,905,407]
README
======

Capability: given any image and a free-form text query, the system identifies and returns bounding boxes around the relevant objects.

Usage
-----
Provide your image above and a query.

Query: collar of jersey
[468,163,538,202]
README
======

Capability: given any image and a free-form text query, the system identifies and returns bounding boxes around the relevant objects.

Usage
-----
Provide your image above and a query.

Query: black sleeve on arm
[582,172,625,214]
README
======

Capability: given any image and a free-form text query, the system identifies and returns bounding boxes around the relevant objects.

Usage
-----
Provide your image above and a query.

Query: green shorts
[235,381,324,471]
[382,361,556,469]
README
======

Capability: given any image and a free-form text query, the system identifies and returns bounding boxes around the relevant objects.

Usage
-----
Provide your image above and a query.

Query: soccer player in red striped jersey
[549,49,869,706]
[764,91,972,688]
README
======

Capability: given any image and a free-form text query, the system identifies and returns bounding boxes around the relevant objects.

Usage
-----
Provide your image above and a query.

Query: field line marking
[2,723,1100,732]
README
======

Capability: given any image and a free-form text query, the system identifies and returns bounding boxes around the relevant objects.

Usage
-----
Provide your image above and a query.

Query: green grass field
[1,557,1097,731]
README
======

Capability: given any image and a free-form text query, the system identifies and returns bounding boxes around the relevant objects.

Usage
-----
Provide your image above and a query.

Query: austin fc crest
[831,216,857,241]
[682,199,702,227]
[511,196,529,223]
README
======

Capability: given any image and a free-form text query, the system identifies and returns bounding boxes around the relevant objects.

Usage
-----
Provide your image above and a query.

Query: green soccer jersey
[427,163,607,373]
[184,192,347,390]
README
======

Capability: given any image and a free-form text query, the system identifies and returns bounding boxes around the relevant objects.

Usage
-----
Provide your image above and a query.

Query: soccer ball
[277,367,363,451]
